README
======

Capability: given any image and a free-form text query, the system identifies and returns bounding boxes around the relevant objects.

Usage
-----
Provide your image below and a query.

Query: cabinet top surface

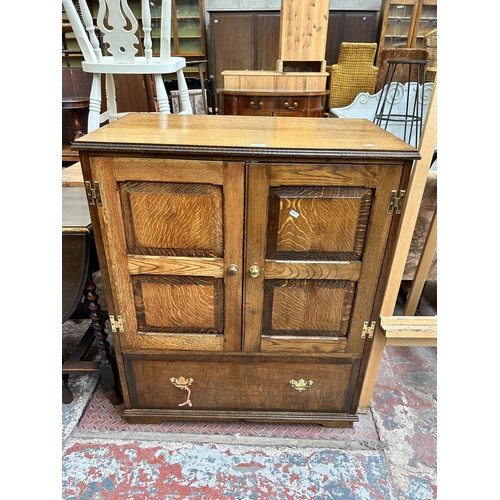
[74,114,419,159]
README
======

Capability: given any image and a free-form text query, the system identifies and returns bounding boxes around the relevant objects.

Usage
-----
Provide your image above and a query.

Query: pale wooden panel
[270,164,380,188]
[403,208,437,315]
[128,256,224,277]
[222,71,328,91]
[261,337,348,354]
[113,157,224,185]
[265,261,361,280]
[62,162,84,187]
[279,0,330,62]
[381,315,437,339]
[386,338,437,346]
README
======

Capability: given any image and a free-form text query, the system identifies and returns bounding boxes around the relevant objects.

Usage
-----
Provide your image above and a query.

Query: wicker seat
[425,29,437,81]
[326,43,378,109]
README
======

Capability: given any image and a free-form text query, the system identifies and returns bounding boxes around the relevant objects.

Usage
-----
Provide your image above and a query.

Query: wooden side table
[217,90,328,117]
[62,187,122,405]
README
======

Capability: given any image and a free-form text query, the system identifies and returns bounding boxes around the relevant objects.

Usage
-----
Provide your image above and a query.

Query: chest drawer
[240,96,309,115]
[124,353,361,414]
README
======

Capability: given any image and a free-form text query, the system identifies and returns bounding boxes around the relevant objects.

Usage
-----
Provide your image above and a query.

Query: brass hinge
[109,315,123,333]
[387,189,406,214]
[84,180,102,206]
[361,321,376,339]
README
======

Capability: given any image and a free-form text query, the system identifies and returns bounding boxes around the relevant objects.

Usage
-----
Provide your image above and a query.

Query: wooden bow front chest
[75,114,419,427]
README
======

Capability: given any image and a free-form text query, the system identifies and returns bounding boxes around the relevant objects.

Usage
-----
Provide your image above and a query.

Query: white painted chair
[62,0,192,132]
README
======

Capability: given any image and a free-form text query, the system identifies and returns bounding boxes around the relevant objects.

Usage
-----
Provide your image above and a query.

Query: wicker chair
[425,29,437,82]
[326,43,378,109]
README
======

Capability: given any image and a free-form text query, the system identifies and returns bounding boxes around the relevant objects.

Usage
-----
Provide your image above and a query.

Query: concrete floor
[62,283,437,499]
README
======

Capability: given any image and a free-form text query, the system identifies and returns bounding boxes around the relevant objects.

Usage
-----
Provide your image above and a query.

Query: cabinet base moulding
[121,409,358,428]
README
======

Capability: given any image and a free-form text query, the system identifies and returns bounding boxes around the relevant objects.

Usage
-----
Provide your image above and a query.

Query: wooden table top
[62,186,90,229]
[62,162,84,187]
[73,114,420,160]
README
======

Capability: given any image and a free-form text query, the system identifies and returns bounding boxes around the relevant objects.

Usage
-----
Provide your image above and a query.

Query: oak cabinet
[75,114,419,427]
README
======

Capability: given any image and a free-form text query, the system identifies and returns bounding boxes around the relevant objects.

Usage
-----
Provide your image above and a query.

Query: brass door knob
[249,265,260,278]
[228,264,238,276]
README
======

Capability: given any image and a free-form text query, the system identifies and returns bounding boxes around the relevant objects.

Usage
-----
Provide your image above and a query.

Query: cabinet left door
[88,156,245,352]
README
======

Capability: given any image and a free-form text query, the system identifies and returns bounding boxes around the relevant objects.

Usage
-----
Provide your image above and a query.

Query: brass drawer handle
[170,377,193,407]
[290,379,313,391]
[250,101,263,109]
[228,264,238,276]
[284,101,298,109]
[249,265,260,278]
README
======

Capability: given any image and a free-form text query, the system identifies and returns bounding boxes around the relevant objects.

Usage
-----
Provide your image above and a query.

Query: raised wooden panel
[120,181,223,257]
[263,280,355,337]
[132,275,223,334]
[267,186,373,261]
[125,353,360,413]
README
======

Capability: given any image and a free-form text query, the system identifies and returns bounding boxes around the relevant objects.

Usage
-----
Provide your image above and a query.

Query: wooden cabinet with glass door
[378,0,437,50]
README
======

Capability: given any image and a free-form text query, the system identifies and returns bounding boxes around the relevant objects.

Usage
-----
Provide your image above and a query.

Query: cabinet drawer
[240,97,276,115]
[124,353,361,413]
[240,97,309,115]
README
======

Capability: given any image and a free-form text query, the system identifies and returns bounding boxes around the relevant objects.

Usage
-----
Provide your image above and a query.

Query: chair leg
[154,74,171,114]
[88,73,103,133]
[105,74,118,122]
[176,69,193,114]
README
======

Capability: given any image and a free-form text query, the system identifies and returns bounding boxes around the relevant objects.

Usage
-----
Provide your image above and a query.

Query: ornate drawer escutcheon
[290,379,314,392]
[170,377,193,407]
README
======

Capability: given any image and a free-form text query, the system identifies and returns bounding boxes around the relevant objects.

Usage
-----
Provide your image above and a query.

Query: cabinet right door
[243,162,403,355]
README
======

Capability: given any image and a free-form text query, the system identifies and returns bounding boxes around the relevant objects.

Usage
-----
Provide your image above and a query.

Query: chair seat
[83,56,187,74]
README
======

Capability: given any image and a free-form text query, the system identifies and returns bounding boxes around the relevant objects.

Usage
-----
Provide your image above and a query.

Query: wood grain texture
[128,255,224,277]
[120,181,223,257]
[267,186,372,260]
[221,72,328,92]
[73,115,420,162]
[264,261,361,280]
[263,280,355,337]
[222,162,245,351]
[269,163,380,188]
[112,157,223,185]
[261,337,348,354]
[125,353,360,413]
[132,275,222,333]
[279,0,330,62]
